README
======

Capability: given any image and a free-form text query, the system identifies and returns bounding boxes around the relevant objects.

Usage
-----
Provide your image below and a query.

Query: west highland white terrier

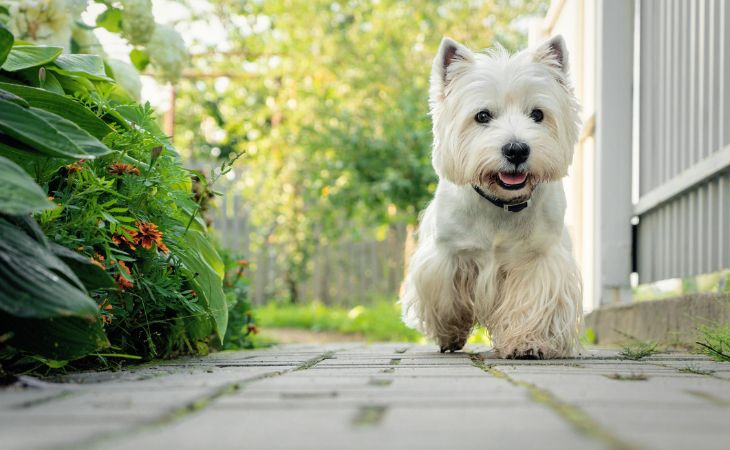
[401,35,582,359]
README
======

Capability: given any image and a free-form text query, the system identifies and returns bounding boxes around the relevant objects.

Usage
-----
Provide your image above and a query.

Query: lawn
[256,299,492,345]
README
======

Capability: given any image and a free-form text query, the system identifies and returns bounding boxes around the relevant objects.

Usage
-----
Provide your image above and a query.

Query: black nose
[502,141,530,165]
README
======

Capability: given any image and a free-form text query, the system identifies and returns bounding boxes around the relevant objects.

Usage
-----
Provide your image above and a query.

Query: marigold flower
[112,233,138,251]
[116,260,132,276]
[114,274,133,290]
[237,259,250,267]
[109,162,141,176]
[90,253,106,269]
[134,221,167,252]
[65,160,85,173]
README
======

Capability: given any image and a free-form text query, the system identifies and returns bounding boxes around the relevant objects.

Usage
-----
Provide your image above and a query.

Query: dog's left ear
[534,35,569,73]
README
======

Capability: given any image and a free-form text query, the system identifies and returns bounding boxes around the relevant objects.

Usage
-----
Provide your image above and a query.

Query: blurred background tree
[172,0,547,306]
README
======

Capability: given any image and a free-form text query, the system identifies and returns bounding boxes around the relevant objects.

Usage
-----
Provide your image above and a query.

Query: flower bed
[0,26,252,372]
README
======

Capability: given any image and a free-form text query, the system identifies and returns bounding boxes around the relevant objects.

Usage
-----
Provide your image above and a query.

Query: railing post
[595,0,635,306]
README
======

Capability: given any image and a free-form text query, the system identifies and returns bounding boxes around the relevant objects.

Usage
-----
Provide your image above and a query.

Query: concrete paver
[1,343,728,450]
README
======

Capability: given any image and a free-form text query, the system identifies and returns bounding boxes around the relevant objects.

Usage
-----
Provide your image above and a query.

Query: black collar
[472,185,530,212]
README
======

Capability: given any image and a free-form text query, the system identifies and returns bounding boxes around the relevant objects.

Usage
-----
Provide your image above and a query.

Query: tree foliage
[174,0,547,300]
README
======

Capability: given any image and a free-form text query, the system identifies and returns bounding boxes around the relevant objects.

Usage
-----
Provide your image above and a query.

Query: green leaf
[129,48,150,71]
[176,229,228,343]
[31,108,112,158]
[1,45,63,71]
[0,88,29,107]
[48,242,117,291]
[0,24,13,67]
[0,218,97,320]
[96,7,123,33]
[0,82,113,139]
[0,155,54,215]
[40,70,64,94]
[48,54,113,81]
[0,96,88,159]
[0,313,108,360]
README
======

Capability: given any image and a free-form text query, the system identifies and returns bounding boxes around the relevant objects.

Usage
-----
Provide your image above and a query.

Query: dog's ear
[431,37,474,97]
[534,35,569,73]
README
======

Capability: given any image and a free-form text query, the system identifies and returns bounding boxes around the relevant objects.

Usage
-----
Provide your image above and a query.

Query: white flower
[66,0,88,19]
[145,23,187,84]
[71,26,105,56]
[107,58,142,100]
[4,0,73,50]
[120,0,155,45]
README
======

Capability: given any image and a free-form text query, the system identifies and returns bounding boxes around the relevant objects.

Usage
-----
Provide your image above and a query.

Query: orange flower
[110,259,133,290]
[65,160,85,173]
[246,324,258,335]
[114,273,133,290]
[91,253,106,269]
[108,162,141,176]
[134,221,167,252]
[237,259,250,267]
[112,231,138,250]
[116,260,132,276]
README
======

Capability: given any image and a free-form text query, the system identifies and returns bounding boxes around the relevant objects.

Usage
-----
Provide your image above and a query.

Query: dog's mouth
[496,172,529,190]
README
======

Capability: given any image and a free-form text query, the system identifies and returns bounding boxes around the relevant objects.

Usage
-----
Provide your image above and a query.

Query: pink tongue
[498,172,528,185]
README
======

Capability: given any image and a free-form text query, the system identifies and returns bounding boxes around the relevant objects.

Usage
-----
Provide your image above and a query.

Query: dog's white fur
[400,36,582,359]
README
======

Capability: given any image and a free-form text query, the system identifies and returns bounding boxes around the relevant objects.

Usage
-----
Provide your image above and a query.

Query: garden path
[2,344,729,450]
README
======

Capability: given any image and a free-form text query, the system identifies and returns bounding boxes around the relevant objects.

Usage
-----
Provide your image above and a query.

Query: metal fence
[635,0,730,283]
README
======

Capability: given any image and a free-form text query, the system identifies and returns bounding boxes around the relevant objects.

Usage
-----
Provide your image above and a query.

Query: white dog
[401,35,582,359]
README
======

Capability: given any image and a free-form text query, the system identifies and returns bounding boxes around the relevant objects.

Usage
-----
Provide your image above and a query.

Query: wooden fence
[195,163,408,306]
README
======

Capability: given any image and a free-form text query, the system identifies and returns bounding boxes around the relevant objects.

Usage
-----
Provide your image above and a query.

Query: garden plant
[0,4,253,375]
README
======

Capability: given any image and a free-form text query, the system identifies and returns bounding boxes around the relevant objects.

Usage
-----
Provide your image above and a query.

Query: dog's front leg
[486,245,582,359]
[401,242,476,352]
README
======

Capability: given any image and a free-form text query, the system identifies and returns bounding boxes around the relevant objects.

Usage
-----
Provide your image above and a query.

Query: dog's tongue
[498,172,528,185]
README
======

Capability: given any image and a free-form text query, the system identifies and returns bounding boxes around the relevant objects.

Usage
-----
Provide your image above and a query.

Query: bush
[0,28,249,371]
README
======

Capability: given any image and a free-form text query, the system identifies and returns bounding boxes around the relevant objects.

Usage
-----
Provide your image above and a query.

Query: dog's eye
[529,109,544,123]
[475,110,493,124]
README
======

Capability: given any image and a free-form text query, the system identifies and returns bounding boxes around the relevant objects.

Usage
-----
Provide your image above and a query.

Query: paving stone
[1,344,728,450]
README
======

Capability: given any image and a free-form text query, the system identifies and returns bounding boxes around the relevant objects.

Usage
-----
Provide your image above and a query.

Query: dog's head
[429,36,580,201]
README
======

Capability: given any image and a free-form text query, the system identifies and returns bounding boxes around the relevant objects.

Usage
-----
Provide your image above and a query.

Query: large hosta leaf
[48,54,113,81]
[0,24,12,67]
[176,229,228,343]
[49,242,116,291]
[31,108,112,158]
[0,313,108,360]
[0,95,111,159]
[1,45,62,71]
[0,156,54,215]
[0,82,112,139]
[0,218,97,319]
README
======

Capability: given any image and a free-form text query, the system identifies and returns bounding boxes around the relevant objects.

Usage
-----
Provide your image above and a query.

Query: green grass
[619,340,658,360]
[257,300,422,342]
[696,323,730,362]
[256,299,491,344]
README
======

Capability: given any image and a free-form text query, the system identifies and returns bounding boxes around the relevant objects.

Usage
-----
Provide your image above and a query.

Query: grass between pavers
[469,354,644,450]
[696,323,730,362]
[604,373,648,381]
[256,299,492,344]
[619,341,658,360]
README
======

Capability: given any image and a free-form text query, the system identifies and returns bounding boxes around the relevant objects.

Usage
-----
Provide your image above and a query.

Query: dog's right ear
[430,37,474,100]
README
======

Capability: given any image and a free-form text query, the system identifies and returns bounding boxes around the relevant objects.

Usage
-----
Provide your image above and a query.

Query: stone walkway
[2,344,729,450]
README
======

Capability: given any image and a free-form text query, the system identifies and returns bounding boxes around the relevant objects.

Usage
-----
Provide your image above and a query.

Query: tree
[173,0,548,302]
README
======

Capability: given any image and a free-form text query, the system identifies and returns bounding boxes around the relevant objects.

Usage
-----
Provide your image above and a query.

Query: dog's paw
[438,337,467,353]
[504,346,545,360]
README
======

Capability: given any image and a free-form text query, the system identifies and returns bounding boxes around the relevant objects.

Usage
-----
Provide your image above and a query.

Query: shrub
[0,27,248,371]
